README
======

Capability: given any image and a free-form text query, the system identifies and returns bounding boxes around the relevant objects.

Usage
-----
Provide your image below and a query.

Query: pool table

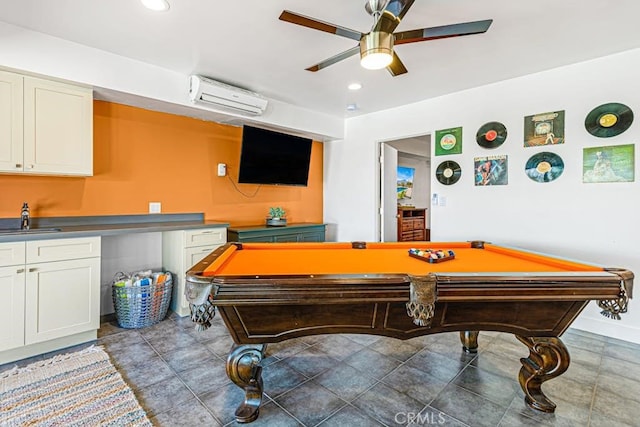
[185,241,633,423]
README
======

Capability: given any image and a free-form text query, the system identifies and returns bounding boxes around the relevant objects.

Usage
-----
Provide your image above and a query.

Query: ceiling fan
[279,0,493,76]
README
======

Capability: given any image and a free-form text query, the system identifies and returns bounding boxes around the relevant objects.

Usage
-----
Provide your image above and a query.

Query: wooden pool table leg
[516,336,570,413]
[460,330,480,353]
[226,344,266,423]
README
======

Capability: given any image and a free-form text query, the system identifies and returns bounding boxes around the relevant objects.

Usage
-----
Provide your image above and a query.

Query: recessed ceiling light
[346,103,359,111]
[348,82,362,91]
[141,0,170,12]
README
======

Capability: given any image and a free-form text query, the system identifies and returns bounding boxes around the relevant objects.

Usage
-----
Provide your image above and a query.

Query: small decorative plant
[268,207,286,219]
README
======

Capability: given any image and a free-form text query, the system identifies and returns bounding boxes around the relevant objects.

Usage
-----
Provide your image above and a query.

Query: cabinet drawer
[413,218,425,229]
[401,231,415,241]
[401,221,415,232]
[26,236,101,263]
[184,228,226,248]
[0,242,26,267]
[413,230,426,240]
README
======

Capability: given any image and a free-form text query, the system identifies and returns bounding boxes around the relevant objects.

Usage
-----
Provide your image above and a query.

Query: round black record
[476,121,507,148]
[524,152,564,183]
[585,102,633,138]
[436,160,461,185]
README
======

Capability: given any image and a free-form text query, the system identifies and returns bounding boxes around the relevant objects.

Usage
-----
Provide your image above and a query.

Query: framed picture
[435,126,463,155]
[524,110,565,147]
[474,155,508,186]
[397,166,415,199]
[583,144,634,183]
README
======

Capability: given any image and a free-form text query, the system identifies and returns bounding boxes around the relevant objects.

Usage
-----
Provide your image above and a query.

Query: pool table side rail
[186,243,631,306]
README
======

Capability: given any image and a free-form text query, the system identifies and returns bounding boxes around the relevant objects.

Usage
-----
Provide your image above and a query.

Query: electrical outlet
[217,163,226,177]
[149,202,161,214]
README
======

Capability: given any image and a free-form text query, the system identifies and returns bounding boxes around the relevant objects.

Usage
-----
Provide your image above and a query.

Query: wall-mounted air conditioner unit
[188,75,268,116]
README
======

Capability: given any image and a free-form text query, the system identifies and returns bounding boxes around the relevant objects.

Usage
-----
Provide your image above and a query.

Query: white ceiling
[2,0,640,119]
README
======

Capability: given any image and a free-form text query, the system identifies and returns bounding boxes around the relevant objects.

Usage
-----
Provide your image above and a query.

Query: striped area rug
[0,346,151,426]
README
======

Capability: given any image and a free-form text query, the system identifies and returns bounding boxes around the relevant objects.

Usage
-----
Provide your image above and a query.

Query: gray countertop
[0,213,229,243]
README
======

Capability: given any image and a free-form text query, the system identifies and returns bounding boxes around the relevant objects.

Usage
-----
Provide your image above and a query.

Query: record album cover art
[474,155,508,186]
[435,126,462,156]
[583,144,634,183]
[524,110,565,147]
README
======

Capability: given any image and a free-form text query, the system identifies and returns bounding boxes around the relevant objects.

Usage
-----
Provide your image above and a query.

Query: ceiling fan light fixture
[360,32,393,70]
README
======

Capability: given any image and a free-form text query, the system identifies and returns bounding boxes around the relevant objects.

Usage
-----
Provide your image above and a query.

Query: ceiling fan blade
[279,10,363,41]
[305,46,360,72]
[373,0,415,34]
[387,51,408,77]
[394,19,493,45]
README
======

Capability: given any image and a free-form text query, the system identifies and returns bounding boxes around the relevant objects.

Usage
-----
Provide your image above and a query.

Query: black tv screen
[238,125,313,186]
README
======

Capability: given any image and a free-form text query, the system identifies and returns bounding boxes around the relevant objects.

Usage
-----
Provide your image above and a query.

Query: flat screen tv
[238,125,313,186]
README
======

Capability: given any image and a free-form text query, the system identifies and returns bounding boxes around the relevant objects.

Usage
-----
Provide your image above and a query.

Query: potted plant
[266,207,287,227]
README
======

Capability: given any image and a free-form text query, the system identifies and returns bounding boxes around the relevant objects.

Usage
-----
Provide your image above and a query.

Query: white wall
[324,48,640,343]
[0,21,344,141]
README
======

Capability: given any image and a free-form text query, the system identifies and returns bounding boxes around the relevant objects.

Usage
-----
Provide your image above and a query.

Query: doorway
[379,135,431,242]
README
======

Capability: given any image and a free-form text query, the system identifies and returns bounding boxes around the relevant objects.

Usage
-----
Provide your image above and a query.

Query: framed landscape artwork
[397,166,415,199]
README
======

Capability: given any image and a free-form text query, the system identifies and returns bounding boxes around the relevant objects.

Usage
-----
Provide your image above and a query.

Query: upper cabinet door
[23,76,93,176]
[0,70,24,173]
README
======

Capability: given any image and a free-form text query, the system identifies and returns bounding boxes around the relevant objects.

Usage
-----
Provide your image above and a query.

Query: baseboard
[0,330,97,365]
[571,314,640,345]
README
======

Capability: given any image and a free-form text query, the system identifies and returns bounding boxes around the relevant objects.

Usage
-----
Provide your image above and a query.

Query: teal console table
[227,223,326,243]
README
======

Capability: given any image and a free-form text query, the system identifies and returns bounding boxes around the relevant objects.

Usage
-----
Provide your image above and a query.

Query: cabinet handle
[28,267,37,272]
[16,163,22,168]
[200,231,213,234]
[16,268,25,273]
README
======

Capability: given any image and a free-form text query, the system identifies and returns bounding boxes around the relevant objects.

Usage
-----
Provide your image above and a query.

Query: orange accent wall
[0,101,323,226]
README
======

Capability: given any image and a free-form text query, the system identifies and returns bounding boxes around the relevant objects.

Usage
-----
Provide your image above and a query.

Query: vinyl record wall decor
[585,103,634,138]
[476,121,507,148]
[435,161,461,185]
[525,152,564,183]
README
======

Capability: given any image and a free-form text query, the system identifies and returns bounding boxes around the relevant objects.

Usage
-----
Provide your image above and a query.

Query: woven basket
[112,272,173,329]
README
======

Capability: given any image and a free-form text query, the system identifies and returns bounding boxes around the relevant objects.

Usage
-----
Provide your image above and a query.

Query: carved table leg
[226,344,266,423]
[516,336,570,413]
[460,330,479,353]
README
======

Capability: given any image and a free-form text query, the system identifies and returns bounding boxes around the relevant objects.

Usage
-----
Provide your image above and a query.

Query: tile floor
[2,313,639,427]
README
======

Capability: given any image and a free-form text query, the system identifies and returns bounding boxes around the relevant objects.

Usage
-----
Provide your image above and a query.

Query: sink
[0,227,62,235]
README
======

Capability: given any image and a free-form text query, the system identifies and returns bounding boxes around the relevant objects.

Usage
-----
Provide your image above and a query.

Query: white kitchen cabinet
[162,227,226,316]
[0,236,101,364]
[0,69,93,176]
[0,242,26,352]
[25,257,100,344]
[0,70,23,172]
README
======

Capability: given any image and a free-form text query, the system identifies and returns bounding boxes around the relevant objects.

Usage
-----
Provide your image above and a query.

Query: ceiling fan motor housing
[360,31,394,69]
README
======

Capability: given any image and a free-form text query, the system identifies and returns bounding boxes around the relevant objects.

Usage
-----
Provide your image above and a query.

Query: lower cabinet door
[24,257,100,345]
[0,266,25,351]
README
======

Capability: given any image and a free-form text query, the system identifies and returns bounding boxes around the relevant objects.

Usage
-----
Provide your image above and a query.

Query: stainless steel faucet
[21,202,30,230]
